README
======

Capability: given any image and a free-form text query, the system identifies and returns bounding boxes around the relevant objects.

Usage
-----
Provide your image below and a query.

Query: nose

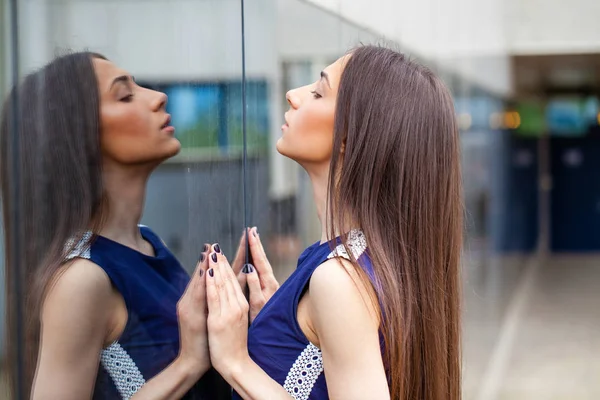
[286,89,300,110]
[151,90,168,112]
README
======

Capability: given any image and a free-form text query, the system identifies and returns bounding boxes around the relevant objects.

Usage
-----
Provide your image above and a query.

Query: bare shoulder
[42,258,114,325]
[33,260,119,399]
[308,257,380,325]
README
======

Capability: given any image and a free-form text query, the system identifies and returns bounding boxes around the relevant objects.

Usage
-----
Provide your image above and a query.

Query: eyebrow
[320,71,331,88]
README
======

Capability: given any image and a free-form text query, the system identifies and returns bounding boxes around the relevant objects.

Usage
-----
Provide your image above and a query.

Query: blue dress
[233,229,381,399]
[66,225,229,399]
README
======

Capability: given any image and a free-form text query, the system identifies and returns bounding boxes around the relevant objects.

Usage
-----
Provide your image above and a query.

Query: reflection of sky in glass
[164,86,220,132]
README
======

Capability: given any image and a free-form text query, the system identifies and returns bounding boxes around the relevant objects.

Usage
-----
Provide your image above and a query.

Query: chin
[165,137,182,156]
[275,137,284,155]
[276,137,294,160]
[152,140,181,165]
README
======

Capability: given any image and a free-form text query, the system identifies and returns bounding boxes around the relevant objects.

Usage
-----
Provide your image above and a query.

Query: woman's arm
[32,259,113,399]
[32,257,209,400]
[306,258,390,400]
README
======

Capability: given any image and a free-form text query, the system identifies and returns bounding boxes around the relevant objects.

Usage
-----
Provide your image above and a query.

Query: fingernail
[208,268,214,277]
[203,244,209,252]
[211,253,217,263]
[242,264,248,273]
[243,264,254,273]
[199,253,205,262]
[199,269,204,277]
[252,228,258,238]
[213,243,221,253]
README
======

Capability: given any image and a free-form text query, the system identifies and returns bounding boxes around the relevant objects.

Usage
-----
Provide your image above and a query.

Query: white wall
[17,0,277,79]
[507,0,600,55]
[276,0,383,61]
[302,0,512,97]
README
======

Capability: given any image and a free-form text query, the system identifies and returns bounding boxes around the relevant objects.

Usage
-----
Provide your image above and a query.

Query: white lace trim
[283,343,324,399]
[100,342,146,399]
[327,229,367,261]
[64,231,93,260]
[64,225,151,261]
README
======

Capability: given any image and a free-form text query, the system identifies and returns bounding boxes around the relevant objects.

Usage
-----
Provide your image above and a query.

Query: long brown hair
[0,51,107,397]
[328,45,463,399]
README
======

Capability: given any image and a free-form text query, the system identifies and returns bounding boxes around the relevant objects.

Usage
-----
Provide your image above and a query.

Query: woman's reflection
[0,52,226,399]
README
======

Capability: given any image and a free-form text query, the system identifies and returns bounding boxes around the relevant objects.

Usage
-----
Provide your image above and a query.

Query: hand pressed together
[231,227,280,322]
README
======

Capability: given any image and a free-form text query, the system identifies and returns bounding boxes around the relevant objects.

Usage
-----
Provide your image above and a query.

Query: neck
[306,164,335,244]
[97,164,151,248]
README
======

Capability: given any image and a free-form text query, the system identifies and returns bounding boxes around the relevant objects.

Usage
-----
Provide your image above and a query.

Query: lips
[161,115,172,129]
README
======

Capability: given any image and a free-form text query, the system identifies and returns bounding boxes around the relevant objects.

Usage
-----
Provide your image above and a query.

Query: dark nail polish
[208,268,214,277]
[199,253,205,262]
[242,264,248,273]
[203,244,209,252]
[214,243,221,253]
[252,229,257,238]
[248,264,254,273]
[199,269,204,277]
[211,253,217,263]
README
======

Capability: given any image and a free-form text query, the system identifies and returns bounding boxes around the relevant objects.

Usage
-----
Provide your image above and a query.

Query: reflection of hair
[1,51,107,397]
[328,45,463,399]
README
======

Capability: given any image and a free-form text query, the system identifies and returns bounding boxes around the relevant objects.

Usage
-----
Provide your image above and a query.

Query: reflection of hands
[205,250,251,380]
[175,243,212,377]
[231,227,280,322]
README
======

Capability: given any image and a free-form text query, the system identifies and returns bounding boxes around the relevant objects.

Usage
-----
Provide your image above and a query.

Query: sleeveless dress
[233,229,382,399]
[66,225,229,399]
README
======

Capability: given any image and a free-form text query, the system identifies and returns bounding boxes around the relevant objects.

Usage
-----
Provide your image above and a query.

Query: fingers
[217,249,248,309]
[192,253,210,310]
[205,259,220,317]
[182,243,211,298]
[237,269,247,291]
[248,227,273,277]
[217,252,238,308]
[208,242,249,313]
[245,264,266,305]
[208,249,230,312]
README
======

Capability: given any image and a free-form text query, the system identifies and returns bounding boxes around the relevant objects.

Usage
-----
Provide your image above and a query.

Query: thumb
[245,264,265,306]
[237,269,248,291]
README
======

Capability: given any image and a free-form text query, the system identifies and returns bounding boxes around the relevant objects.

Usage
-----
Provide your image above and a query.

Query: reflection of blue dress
[67,225,227,399]
[233,230,381,400]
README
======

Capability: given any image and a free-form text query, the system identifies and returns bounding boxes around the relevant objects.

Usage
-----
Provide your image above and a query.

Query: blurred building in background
[1,0,600,398]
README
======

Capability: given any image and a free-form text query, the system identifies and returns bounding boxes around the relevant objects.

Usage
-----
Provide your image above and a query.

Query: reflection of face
[277,56,348,168]
[93,58,180,167]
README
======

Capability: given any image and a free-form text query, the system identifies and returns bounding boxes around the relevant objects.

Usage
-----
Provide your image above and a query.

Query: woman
[0,52,227,399]
[206,45,463,399]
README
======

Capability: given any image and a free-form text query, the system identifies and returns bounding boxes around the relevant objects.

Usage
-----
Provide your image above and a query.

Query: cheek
[102,106,150,140]
[100,107,158,163]
[280,104,335,162]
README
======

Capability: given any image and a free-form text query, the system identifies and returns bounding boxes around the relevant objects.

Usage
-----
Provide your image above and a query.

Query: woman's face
[277,56,348,168]
[93,58,180,167]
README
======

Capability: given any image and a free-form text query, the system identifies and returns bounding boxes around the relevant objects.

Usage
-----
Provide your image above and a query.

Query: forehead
[323,54,351,89]
[92,58,130,91]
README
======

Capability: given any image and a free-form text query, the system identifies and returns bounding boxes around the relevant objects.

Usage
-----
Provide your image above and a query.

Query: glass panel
[1,0,242,398]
